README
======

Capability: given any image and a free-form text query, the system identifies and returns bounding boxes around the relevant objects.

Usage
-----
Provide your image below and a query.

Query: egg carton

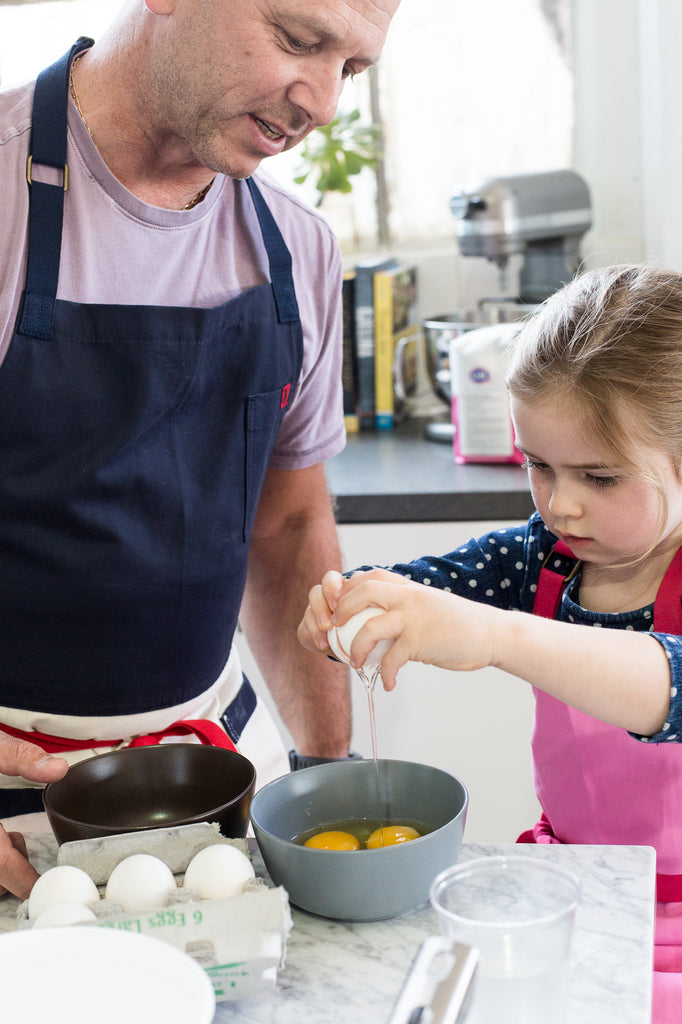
[57,820,240,884]
[17,823,292,1003]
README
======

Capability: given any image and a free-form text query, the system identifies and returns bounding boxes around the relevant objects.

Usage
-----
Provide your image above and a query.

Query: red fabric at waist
[518,813,682,903]
[0,718,237,752]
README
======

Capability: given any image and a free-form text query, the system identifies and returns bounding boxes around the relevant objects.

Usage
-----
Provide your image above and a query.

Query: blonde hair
[506,265,682,479]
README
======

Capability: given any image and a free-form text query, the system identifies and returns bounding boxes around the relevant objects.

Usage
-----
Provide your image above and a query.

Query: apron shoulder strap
[19,50,299,341]
[245,176,300,324]
[654,546,682,634]
[18,36,94,341]
[533,537,682,635]
[533,539,581,619]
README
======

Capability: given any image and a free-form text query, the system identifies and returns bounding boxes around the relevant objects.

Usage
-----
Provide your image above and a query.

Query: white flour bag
[450,322,524,464]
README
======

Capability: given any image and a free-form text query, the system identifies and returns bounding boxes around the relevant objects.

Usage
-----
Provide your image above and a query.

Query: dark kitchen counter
[326,417,535,524]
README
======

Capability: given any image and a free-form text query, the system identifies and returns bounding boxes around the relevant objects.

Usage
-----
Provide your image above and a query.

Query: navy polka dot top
[356,512,682,743]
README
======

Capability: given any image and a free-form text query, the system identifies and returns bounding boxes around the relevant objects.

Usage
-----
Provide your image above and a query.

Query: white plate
[0,925,215,1023]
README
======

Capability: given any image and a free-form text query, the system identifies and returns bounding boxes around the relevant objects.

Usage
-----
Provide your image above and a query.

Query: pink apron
[521,541,682,1021]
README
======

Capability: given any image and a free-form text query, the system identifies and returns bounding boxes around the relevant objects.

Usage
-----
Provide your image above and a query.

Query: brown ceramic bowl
[43,744,256,845]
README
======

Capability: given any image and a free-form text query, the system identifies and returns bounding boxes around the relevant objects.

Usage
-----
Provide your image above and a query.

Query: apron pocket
[243,387,291,541]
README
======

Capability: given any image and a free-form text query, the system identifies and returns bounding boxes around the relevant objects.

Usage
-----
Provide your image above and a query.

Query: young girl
[299,264,682,1022]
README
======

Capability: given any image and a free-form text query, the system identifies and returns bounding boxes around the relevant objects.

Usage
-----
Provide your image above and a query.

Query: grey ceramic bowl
[250,758,468,921]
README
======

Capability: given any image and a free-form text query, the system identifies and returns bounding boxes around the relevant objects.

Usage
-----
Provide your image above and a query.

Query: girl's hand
[297,569,347,655]
[297,568,400,657]
[298,568,497,690]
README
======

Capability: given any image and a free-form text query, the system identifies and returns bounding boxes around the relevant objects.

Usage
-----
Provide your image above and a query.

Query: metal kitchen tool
[422,312,485,442]
[422,304,533,443]
[450,168,592,304]
[387,936,479,1024]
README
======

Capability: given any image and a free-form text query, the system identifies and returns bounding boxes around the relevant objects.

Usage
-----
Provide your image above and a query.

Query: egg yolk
[367,825,421,849]
[304,830,361,851]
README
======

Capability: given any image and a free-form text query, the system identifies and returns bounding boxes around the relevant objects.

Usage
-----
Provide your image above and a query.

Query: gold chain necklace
[69,55,214,211]
[182,179,214,210]
[69,54,92,138]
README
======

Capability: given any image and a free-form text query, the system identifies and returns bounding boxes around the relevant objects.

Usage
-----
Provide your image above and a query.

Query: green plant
[294,109,381,206]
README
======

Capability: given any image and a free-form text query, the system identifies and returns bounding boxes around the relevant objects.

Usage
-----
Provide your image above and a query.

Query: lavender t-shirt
[0,78,346,469]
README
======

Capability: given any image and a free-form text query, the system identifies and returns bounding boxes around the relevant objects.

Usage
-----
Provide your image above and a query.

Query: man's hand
[0,732,68,898]
[0,827,39,900]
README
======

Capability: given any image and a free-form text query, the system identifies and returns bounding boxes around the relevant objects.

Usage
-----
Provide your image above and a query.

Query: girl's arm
[488,605,670,736]
[298,569,671,737]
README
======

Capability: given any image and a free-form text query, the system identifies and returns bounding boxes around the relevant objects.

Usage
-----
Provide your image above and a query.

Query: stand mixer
[424,169,592,441]
[450,168,592,303]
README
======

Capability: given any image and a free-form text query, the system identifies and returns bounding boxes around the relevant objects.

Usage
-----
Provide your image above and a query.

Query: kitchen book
[373,264,421,429]
[341,271,359,433]
[352,254,399,431]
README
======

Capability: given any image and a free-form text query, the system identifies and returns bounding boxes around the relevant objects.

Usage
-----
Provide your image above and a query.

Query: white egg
[105,854,177,913]
[183,844,255,900]
[328,607,394,667]
[32,901,98,928]
[28,865,99,920]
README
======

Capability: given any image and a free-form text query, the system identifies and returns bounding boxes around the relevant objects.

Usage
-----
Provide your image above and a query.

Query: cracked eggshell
[328,607,394,667]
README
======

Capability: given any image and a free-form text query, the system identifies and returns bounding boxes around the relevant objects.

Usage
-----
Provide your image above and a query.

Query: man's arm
[240,463,351,759]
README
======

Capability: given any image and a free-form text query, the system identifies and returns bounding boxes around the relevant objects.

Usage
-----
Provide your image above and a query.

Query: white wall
[0,0,122,86]
[375,0,574,245]
[338,521,541,845]
[389,0,682,314]
[571,0,682,273]
[636,0,682,269]
[571,0,644,267]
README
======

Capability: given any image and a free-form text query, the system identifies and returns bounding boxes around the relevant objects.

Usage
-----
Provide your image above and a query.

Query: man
[0,0,400,897]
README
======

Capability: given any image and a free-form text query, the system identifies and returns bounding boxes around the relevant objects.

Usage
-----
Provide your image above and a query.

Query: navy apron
[0,39,303,770]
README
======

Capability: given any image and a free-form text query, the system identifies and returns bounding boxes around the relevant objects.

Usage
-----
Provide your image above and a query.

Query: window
[0,0,573,257]
[0,1,121,87]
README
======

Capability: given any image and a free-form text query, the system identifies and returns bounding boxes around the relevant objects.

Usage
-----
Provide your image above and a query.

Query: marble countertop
[0,823,655,1024]
[327,417,535,524]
